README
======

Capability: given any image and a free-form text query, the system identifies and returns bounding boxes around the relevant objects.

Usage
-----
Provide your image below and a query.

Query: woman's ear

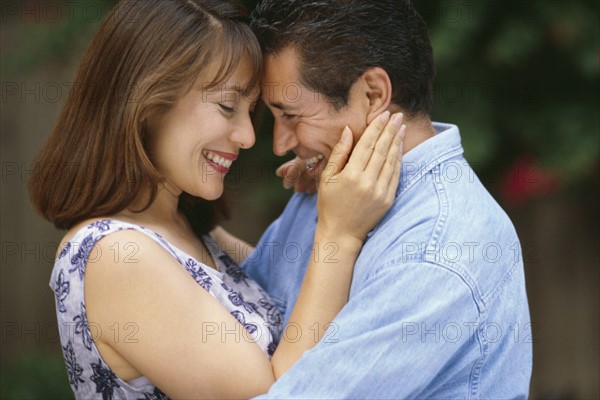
[361,67,393,124]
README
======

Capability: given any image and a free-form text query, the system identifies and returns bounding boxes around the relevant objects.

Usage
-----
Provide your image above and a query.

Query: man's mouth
[303,154,324,172]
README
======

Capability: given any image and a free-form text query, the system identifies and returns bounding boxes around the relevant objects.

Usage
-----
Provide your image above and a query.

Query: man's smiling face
[262,46,368,182]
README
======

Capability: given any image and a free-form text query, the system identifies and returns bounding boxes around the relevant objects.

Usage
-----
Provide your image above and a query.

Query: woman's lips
[202,150,234,174]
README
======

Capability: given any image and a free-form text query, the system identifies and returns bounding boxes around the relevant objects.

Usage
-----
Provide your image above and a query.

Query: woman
[28,0,406,398]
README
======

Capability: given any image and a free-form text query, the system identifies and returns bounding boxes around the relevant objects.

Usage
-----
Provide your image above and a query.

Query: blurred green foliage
[0,353,73,399]
[416,0,599,183]
[1,0,116,75]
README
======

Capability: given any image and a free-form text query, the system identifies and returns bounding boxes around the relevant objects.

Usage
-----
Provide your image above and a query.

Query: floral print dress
[50,219,282,399]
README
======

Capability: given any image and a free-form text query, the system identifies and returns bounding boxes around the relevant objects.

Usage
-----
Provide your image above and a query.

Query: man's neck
[389,107,436,154]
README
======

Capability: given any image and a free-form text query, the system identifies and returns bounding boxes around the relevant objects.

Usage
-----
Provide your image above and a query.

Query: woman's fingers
[363,113,404,182]
[345,111,392,172]
[374,124,405,198]
[321,126,353,185]
[276,157,306,189]
[389,136,404,199]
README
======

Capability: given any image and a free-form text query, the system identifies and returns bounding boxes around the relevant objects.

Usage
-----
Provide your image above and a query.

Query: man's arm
[210,225,255,265]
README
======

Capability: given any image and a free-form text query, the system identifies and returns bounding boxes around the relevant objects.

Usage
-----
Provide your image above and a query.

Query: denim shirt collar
[397,122,464,197]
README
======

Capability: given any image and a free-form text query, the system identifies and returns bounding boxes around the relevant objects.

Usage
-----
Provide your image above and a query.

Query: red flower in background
[500,155,563,207]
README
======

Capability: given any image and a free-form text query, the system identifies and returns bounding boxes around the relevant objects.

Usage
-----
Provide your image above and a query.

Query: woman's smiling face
[147,56,259,200]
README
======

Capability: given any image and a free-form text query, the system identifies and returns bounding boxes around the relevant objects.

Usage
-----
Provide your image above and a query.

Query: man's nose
[273,119,299,156]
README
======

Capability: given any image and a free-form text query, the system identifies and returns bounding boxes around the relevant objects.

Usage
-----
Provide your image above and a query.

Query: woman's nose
[232,117,256,150]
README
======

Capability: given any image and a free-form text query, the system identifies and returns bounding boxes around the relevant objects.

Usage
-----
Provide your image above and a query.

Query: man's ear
[362,67,392,124]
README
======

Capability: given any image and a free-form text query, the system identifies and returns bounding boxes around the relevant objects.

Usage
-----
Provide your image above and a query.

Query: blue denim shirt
[242,122,532,399]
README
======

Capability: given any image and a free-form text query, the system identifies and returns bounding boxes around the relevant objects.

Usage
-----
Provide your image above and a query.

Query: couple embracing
[29,0,532,398]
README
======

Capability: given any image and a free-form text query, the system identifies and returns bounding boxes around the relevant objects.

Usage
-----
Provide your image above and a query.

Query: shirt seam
[427,165,487,313]
[469,310,492,399]
[400,147,464,196]
[482,261,521,306]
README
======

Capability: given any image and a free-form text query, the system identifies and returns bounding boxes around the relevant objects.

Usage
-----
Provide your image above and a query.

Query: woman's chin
[188,186,223,201]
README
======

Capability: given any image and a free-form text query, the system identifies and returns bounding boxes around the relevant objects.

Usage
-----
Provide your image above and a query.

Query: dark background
[1,0,598,398]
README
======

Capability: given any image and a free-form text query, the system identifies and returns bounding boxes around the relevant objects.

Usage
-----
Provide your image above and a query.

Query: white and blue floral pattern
[54,270,70,313]
[63,340,85,390]
[50,219,282,399]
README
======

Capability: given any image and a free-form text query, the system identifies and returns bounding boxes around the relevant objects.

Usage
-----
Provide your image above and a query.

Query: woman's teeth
[304,154,324,169]
[202,150,233,168]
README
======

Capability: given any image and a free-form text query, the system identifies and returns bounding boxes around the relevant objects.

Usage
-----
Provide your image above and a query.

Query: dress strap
[59,219,184,273]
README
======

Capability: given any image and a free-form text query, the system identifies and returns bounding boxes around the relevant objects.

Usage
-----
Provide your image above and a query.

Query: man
[241,1,532,398]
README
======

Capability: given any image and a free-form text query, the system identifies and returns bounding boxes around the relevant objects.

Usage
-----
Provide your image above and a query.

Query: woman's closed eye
[219,104,236,113]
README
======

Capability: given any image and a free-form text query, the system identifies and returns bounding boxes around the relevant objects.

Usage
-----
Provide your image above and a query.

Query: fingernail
[392,113,403,125]
[398,124,407,138]
[379,111,391,123]
[342,126,351,144]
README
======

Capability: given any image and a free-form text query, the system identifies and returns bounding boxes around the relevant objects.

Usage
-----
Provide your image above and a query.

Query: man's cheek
[349,121,367,143]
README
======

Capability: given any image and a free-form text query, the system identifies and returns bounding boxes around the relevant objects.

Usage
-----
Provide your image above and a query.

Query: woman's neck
[117,183,185,228]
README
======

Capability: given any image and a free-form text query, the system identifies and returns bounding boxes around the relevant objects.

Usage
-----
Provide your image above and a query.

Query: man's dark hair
[251,0,435,115]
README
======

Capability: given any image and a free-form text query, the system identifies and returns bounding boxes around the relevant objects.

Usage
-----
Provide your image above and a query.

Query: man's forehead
[262,49,298,95]
[260,82,304,110]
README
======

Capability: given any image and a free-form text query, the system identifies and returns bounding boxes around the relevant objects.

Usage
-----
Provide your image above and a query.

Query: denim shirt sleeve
[240,215,281,292]
[254,261,491,399]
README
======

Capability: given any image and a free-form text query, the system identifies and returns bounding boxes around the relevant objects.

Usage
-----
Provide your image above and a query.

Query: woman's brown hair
[28,0,262,236]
